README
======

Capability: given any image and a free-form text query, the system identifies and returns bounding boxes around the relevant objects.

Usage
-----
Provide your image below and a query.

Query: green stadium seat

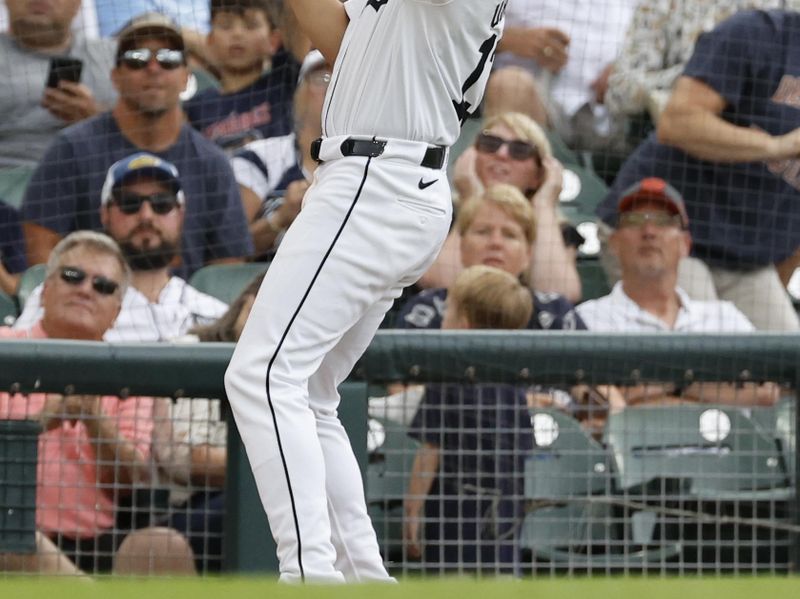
[0,292,17,326]
[366,417,419,504]
[16,264,46,310]
[577,257,611,302]
[0,166,34,209]
[772,397,796,487]
[544,129,581,167]
[190,67,220,94]
[522,408,680,566]
[366,417,420,562]
[558,165,608,226]
[604,405,791,501]
[0,419,41,553]
[188,262,269,305]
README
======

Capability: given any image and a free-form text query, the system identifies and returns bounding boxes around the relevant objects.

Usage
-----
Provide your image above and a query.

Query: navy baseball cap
[101,152,185,206]
[617,177,689,228]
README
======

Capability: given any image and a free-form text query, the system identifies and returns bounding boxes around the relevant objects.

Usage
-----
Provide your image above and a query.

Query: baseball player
[224,0,507,583]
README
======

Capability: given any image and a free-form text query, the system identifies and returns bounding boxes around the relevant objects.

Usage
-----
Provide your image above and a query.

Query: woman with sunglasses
[420,112,582,303]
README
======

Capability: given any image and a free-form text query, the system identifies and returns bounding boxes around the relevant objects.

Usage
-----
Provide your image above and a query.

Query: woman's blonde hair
[449,265,532,330]
[456,183,537,245]
[481,111,552,161]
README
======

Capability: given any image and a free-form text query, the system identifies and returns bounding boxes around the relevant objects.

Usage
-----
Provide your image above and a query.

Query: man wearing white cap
[15,152,227,341]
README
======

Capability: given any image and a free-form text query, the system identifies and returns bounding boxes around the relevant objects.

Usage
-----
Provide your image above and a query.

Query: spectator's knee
[114,527,197,576]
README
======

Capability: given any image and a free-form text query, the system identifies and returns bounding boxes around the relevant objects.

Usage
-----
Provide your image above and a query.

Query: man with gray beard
[20,12,252,278]
[15,153,228,342]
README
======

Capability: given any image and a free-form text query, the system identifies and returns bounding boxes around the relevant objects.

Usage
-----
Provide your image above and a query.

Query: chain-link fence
[1,333,797,577]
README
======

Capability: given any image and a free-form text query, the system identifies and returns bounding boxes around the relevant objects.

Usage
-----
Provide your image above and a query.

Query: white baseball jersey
[323,0,508,146]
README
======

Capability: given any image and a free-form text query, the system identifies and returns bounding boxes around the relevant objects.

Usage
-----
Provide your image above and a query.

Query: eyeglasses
[475,132,539,161]
[618,211,683,229]
[119,48,185,70]
[112,192,181,215]
[59,266,120,296]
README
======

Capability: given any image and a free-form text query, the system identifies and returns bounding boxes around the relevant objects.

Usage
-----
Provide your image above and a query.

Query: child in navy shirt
[404,265,535,574]
[184,0,304,151]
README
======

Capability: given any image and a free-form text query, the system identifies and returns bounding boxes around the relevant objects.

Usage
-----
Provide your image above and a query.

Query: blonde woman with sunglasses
[421,111,581,302]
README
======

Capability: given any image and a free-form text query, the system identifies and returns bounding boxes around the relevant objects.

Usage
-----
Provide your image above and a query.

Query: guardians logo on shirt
[203,103,272,141]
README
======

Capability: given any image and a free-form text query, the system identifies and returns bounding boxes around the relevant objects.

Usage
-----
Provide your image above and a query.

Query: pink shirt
[0,324,154,538]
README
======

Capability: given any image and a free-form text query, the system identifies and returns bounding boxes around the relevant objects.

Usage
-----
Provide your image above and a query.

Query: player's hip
[307,137,452,215]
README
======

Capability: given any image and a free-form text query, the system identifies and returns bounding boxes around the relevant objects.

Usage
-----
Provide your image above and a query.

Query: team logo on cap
[127,155,164,170]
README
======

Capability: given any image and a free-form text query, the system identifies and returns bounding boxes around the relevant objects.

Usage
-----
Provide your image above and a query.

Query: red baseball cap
[617,177,689,228]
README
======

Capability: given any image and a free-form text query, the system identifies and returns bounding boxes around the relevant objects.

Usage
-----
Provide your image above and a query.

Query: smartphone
[46,56,83,88]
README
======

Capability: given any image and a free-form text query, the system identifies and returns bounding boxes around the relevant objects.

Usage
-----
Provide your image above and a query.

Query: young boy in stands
[184,0,309,150]
[403,265,535,575]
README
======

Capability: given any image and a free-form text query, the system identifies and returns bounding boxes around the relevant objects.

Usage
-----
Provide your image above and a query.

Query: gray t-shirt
[0,33,117,169]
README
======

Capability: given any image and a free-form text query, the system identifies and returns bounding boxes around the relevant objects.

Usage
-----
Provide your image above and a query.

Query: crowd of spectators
[0,0,798,579]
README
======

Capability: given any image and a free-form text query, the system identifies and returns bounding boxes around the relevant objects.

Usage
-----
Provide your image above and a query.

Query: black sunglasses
[475,132,539,161]
[119,48,185,70]
[112,192,180,215]
[59,266,120,296]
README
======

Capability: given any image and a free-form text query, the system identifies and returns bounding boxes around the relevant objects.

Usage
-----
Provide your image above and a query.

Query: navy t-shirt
[0,202,26,275]
[184,49,299,147]
[409,383,533,567]
[596,10,800,268]
[21,112,253,278]
[394,287,586,331]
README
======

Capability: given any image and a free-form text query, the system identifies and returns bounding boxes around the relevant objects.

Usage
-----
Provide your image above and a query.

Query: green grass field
[0,577,797,599]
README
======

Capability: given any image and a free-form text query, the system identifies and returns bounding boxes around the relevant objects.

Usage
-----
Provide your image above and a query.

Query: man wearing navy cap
[15,152,227,342]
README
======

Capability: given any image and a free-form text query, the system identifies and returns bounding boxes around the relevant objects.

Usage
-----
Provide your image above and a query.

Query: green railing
[1,332,799,572]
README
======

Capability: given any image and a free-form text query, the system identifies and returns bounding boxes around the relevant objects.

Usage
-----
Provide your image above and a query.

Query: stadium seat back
[605,405,790,499]
[0,292,17,326]
[16,264,46,310]
[188,263,269,304]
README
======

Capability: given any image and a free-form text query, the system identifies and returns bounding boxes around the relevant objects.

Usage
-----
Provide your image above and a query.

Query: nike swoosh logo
[418,178,438,190]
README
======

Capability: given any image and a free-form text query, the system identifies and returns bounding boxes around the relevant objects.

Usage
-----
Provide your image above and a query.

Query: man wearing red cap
[578,177,780,406]
[580,177,753,332]
[595,10,800,331]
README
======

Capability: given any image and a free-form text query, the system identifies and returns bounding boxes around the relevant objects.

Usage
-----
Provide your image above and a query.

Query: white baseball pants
[225,136,451,582]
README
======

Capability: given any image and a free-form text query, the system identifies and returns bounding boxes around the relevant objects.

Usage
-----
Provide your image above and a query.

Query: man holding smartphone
[0,0,116,176]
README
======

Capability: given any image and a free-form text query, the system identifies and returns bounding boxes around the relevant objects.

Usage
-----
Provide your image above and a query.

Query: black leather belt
[310,138,446,169]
